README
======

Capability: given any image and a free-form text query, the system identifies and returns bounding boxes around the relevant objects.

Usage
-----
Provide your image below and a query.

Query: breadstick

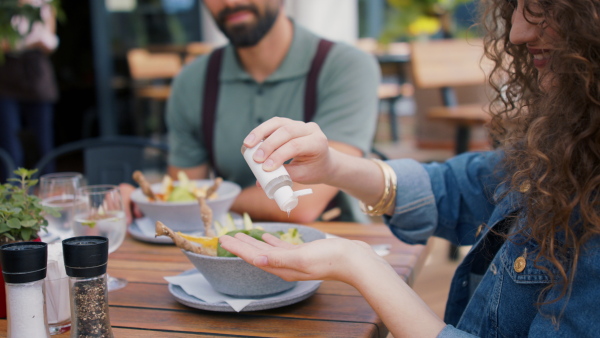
[132,170,156,201]
[197,196,216,237]
[206,177,223,199]
[155,221,208,255]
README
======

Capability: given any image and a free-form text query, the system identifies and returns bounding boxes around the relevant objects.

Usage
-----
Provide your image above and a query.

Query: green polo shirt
[166,22,380,222]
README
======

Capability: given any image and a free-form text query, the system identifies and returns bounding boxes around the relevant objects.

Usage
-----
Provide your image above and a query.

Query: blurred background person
[0,0,59,175]
[122,0,381,225]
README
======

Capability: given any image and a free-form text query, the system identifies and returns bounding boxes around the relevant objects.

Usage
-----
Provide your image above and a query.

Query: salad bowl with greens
[182,222,326,297]
[130,176,241,234]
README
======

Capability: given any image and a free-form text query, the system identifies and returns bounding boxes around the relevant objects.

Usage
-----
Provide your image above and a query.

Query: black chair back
[0,148,16,183]
[33,136,169,186]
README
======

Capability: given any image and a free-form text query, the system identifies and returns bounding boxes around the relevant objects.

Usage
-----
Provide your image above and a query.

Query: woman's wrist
[347,250,446,337]
[333,241,388,286]
[325,149,385,205]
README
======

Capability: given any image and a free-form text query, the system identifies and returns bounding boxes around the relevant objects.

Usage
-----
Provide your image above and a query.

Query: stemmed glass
[39,172,85,240]
[71,185,128,291]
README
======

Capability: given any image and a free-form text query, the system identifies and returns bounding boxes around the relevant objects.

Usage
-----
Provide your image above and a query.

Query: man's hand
[119,183,143,225]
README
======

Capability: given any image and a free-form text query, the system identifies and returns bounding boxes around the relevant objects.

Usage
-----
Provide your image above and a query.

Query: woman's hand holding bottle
[242,117,335,186]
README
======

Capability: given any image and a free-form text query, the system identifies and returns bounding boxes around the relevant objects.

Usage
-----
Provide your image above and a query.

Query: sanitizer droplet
[286,210,291,217]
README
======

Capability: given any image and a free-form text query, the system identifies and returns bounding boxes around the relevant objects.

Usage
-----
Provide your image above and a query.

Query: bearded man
[125,0,381,223]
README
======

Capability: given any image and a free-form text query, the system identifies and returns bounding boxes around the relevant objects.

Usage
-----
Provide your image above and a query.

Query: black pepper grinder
[63,236,114,338]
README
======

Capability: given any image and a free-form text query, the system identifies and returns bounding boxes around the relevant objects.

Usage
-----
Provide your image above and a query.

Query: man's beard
[215,3,279,47]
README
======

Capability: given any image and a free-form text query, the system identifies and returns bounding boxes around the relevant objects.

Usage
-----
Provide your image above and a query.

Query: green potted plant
[0,168,57,244]
[0,168,59,318]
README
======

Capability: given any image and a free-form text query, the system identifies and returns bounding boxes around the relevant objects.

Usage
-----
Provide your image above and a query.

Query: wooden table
[0,222,429,338]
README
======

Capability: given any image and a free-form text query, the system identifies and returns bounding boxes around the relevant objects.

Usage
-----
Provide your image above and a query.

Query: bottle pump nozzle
[242,142,313,213]
[273,186,313,213]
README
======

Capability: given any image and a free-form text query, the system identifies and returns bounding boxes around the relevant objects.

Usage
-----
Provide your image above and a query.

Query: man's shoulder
[329,41,377,65]
[173,51,214,85]
[318,40,380,81]
[293,22,375,65]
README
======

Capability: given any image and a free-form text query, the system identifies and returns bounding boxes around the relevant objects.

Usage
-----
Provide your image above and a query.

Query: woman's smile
[529,48,551,68]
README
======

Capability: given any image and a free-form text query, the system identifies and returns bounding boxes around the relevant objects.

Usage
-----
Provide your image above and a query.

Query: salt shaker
[63,236,114,338]
[242,142,313,213]
[0,241,51,338]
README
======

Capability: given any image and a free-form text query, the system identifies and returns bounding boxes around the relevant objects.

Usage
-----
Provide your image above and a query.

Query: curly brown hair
[481,0,600,308]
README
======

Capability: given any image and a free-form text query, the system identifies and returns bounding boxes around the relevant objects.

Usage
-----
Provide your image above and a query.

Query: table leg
[388,96,401,142]
[455,124,471,155]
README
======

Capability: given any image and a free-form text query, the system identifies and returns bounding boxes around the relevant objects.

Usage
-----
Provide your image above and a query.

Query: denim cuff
[383,159,437,245]
[437,325,479,338]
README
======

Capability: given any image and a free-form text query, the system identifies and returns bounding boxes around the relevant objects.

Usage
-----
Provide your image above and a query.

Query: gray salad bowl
[183,222,326,297]
[131,179,241,234]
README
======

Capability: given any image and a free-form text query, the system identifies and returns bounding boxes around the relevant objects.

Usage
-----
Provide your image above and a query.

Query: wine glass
[72,185,127,292]
[39,172,85,240]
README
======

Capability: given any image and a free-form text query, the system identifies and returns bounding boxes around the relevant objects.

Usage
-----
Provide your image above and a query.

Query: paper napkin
[165,272,321,312]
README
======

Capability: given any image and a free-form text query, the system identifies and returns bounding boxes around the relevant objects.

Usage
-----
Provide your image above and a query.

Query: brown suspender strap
[304,39,334,123]
[202,47,225,175]
[202,39,334,174]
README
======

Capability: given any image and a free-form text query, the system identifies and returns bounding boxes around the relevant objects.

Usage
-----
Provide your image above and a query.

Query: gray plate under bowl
[168,269,322,312]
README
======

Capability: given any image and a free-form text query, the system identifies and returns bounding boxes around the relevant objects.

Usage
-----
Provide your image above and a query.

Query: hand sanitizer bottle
[242,142,313,213]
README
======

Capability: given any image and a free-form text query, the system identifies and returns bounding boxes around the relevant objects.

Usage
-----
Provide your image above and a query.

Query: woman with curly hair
[220,0,600,336]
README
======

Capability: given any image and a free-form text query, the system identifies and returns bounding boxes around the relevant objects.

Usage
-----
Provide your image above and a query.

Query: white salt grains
[6,280,50,337]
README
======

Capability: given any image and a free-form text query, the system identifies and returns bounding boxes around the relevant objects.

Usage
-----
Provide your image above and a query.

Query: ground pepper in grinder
[0,241,51,338]
[63,236,114,338]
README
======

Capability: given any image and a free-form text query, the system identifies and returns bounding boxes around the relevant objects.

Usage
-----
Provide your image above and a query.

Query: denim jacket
[384,151,600,337]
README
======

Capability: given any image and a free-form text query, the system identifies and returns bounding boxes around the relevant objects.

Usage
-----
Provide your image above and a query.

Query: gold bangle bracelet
[359,159,397,216]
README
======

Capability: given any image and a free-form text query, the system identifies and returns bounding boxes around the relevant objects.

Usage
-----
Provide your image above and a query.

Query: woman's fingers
[241,118,331,184]
[219,234,266,258]
[243,117,299,149]
[261,233,296,249]
[233,232,275,251]
[244,118,325,162]
[219,234,313,279]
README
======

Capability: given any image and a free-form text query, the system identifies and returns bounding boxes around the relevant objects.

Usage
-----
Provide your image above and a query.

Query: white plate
[128,217,177,244]
[168,269,322,312]
[128,213,243,244]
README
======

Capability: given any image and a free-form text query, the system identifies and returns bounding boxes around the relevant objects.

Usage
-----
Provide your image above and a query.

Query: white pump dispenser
[242,142,313,213]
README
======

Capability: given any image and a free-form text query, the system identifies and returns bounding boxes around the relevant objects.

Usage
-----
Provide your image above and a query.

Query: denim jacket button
[461,280,468,287]
[514,256,526,273]
[475,224,483,237]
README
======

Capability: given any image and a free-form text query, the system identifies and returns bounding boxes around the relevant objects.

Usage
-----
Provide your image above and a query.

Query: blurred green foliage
[0,168,59,242]
[380,0,476,44]
[0,0,64,63]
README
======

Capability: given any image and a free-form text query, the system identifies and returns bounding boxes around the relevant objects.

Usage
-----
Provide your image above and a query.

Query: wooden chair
[126,48,183,136]
[411,38,493,260]
[184,42,214,64]
[409,38,493,154]
[355,39,413,142]
[378,82,413,141]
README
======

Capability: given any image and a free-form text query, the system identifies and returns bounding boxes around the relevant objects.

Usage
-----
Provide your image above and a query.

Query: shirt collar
[219,21,317,83]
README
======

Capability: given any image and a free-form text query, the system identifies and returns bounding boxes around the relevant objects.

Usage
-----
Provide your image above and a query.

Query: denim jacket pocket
[500,240,557,284]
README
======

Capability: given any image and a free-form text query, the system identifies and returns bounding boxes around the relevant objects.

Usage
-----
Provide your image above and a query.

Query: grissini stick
[132,170,156,201]
[206,177,223,199]
[197,196,216,237]
[154,221,211,255]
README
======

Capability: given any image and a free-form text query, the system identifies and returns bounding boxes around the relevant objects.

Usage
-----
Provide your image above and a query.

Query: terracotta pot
[0,236,42,318]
